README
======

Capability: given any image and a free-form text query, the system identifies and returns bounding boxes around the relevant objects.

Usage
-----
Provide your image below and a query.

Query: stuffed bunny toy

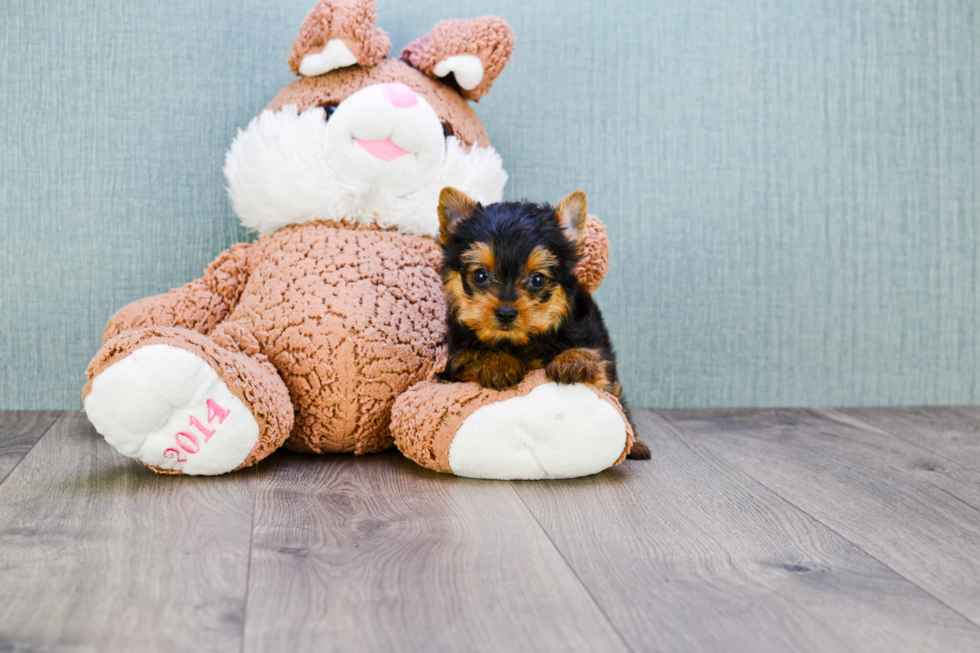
[83,0,634,479]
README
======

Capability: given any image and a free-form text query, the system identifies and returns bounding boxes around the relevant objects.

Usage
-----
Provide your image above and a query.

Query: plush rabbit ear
[288,0,390,77]
[401,17,515,101]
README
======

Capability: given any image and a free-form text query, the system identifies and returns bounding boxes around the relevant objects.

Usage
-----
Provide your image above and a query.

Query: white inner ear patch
[299,39,358,76]
[433,54,484,91]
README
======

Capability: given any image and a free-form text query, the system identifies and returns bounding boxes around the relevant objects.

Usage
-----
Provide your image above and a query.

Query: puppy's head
[437,188,588,345]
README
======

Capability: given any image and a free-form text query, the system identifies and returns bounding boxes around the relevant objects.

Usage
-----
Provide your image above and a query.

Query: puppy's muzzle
[494,305,518,325]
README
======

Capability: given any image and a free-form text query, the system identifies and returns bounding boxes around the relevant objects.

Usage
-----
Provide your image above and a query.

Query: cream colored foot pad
[448,382,627,480]
[84,345,259,475]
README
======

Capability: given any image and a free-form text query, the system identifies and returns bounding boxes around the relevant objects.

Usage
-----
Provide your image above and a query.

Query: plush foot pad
[392,370,633,480]
[84,344,260,475]
[450,383,626,479]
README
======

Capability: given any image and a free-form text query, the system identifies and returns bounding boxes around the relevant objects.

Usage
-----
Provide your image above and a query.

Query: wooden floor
[2,408,980,652]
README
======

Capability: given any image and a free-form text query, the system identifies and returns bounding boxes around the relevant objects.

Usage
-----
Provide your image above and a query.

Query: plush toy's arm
[103,243,254,343]
[574,214,610,294]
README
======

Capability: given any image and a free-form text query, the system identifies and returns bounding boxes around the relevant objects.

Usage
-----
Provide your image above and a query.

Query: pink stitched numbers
[188,416,214,440]
[162,398,231,466]
[207,398,230,424]
[174,431,200,454]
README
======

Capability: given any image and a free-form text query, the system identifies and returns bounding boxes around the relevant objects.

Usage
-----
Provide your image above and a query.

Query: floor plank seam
[653,409,980,634]
[930,485,980,519]
[645,410,886,650]
[239,467,259,653]
[0,410,66,487]
[809,408,980,516]
[818,409,977,474]
[508,483,636,653]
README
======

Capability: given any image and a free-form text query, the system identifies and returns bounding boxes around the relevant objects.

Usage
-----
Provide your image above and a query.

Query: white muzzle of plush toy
[323,82,446,195]
[224,83,507,238]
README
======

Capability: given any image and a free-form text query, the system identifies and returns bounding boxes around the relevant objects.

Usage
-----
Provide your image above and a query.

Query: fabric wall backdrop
[2,0,978,410]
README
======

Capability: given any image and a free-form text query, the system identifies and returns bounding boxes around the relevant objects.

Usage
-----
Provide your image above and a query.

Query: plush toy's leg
[391,370,635,480]
[82,326,293,475]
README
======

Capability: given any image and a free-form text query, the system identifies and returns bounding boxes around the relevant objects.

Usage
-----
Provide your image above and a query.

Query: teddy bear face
[320,81,447,196]
[267,59,492,148]
[224,1,515,238]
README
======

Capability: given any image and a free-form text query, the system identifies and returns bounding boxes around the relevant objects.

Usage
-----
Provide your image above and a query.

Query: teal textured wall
[2,0,978,409]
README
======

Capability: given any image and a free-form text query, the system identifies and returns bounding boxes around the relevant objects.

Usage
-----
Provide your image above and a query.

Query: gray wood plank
[661,407,980,628]
[243,450,626,653]
[0,410,60,484]
[0,412,255,653]
[513,409,980,653]
[841,406,980,472]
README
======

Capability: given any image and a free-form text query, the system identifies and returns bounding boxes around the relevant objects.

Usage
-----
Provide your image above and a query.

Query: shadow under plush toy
[82,0,636,479]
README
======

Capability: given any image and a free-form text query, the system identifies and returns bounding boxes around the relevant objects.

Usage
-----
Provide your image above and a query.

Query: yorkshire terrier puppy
[434,187,650,460]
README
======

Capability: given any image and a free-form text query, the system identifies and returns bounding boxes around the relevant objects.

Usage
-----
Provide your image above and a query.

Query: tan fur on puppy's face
[508,284,570,343]
[443,242,571,346]
[524,246,558,276]
[460,242,494,270]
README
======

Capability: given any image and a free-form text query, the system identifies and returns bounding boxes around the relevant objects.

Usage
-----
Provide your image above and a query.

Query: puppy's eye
[323,104,338,121]
[528,272,547,289]
[442,122,455,138]
[472,268,490,286]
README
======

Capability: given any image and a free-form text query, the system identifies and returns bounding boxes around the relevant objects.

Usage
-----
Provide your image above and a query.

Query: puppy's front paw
[546,348,608,388]
[435,368,456,383]
[475,353,526,390]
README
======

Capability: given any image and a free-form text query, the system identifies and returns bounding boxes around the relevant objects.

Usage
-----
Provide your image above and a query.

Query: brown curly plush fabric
[576,214,610,295]
[287,0,390,75]
[401,17,515,102]
[86,216,609,465]
[82,327,295,474]
[391,370,634,474]
[88,221,447,457]
[237,222,445,453]
[102,243,253,340]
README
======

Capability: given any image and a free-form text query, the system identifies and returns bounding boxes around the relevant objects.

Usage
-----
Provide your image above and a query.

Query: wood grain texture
[661,407,980,628]
[0,412,255,652]
[5,408,980,652]
[841,406,980,472]
[0,410,60,484]
[513,409,980,653]
[242,450,626,653]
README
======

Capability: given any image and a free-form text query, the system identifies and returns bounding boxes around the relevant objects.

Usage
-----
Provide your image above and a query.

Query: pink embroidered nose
[382,82,417,108]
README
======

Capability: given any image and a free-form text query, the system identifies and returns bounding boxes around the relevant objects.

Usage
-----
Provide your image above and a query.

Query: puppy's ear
[401,17,514,101]
[555,191,588,247]
[438,187,476,245]
[288,0,390,77]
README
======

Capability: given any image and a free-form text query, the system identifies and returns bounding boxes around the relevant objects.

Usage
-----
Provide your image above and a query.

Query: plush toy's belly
[229,221,446,454]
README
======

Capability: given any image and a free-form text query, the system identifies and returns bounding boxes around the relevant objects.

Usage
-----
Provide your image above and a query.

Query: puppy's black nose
[495,305,518,324]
